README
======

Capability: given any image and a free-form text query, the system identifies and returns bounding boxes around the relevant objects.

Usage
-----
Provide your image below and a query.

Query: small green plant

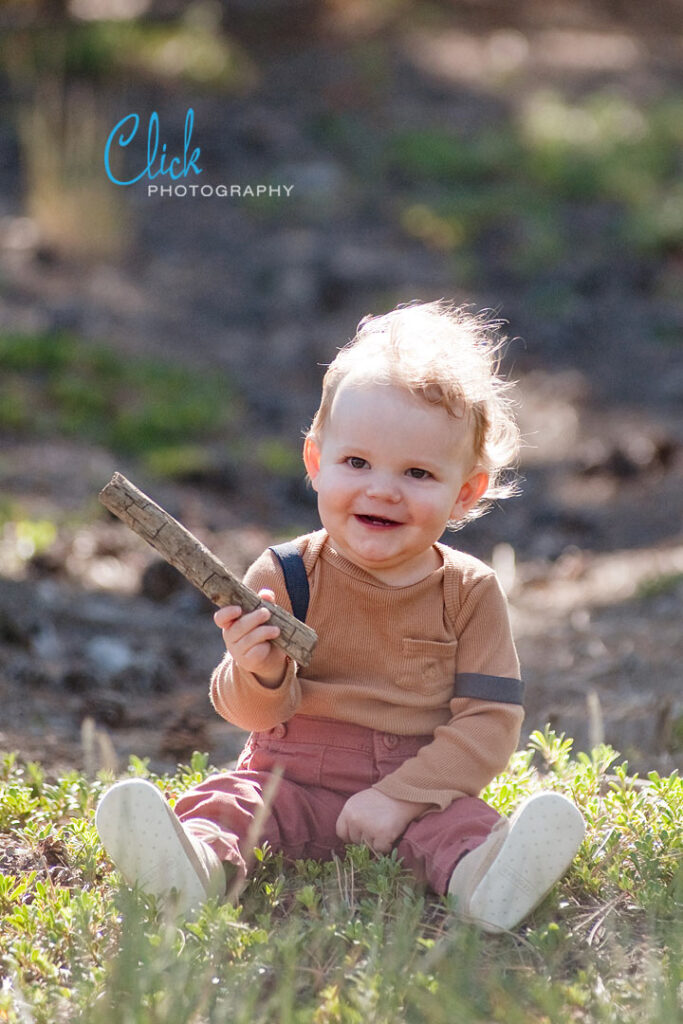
[386,127,522,186]
[520,91,680,202]
[636,571,683,601]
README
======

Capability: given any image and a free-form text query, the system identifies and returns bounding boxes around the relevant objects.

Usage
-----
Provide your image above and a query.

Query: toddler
[96,301,584,933]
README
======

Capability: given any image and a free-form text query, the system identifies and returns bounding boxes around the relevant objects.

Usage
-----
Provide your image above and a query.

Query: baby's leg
[398,793,585,933]
[396,796,501,896]
[95,779,228,917]
[447,793,585,933]
[174,771,349,878]
[96,768,348,916]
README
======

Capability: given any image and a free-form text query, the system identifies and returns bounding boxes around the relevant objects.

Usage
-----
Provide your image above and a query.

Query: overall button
[271,723,287,739]
[383,734,398,749]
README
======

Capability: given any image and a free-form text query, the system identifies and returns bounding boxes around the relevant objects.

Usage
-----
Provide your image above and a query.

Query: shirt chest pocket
[398,638,458,696]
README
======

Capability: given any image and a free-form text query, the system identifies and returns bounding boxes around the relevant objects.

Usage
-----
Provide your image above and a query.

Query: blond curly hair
[307,300,521,527]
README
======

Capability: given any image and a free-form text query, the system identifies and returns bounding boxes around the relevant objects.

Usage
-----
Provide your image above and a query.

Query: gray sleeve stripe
[454,673,525,706]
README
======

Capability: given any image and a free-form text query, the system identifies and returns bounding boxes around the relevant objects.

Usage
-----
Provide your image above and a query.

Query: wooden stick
[98,472,318,666]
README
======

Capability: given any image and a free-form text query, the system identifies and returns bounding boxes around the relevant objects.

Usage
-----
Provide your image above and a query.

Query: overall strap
[268,542,310,623]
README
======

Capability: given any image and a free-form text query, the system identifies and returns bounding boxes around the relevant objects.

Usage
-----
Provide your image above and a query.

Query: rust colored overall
[175,715,501,894]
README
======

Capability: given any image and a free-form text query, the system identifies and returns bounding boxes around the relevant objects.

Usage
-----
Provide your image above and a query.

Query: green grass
[255,438,305,478]
[0,331,239,471]
[386,91,683,270]
[3,17,255,93]
[0,730,680,1023]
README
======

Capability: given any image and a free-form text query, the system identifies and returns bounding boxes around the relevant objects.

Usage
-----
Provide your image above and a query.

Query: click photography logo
[104,107,294,200]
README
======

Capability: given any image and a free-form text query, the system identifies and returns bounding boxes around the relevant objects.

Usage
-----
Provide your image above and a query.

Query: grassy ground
[0,332,238,466]
[0,729,680,1023]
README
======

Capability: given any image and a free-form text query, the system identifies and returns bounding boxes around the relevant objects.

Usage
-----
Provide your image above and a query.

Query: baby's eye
[346,456,368,470]
[406,467,432,479]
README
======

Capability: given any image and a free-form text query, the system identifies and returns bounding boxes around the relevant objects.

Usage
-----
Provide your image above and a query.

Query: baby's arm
[214,589,287,688]
[372,571,524,811]
[210,548,304,730]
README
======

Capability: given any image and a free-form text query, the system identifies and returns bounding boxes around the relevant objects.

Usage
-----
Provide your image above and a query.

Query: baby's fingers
[214,590,276,630]
[219,605,279,660]
[213,605,242,629]
[236,626,281,660]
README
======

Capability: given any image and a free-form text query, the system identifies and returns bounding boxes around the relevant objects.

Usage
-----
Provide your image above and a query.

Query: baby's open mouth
[355,514,401,528]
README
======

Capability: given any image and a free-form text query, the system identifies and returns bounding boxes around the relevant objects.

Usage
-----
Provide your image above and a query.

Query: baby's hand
[335,788,429,854]
[213,589,288,688]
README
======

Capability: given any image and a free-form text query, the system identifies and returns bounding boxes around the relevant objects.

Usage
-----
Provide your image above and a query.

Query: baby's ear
[451,471,489,518]
[303,436,321,488]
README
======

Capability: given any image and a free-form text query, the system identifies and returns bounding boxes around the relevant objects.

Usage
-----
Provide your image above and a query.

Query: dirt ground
[0,3,681,777]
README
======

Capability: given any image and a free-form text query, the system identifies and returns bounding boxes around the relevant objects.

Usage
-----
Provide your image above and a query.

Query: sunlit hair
[306,300,521,528]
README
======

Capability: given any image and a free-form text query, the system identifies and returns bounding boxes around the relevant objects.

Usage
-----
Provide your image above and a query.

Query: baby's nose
[365,474,401,501]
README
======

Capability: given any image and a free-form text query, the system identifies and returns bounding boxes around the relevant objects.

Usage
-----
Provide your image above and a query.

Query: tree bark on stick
[99,472,318,666]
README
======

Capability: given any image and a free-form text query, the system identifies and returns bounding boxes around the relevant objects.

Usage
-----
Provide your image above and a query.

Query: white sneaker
[448,792,585,934]
[96,778,226,916]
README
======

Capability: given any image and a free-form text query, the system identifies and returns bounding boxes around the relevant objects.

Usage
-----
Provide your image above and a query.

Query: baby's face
[304,383,484,586]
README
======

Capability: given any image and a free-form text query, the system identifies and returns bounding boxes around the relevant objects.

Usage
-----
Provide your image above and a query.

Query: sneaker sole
[467,792,585,934]
[96,778,208,914]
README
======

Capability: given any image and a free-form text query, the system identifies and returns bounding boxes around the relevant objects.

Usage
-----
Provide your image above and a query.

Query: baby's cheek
[322,475,347,497]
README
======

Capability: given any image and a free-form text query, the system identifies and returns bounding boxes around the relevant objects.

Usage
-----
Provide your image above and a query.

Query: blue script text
[104,108,202,186]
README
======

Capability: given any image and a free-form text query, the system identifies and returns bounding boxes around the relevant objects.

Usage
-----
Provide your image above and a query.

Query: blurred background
[0,0,681,776]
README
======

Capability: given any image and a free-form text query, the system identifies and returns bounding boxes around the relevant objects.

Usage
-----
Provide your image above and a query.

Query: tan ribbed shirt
[211,530,524,809]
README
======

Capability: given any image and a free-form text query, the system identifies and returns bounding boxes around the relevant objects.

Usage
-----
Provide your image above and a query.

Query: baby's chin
[329,536,441,585]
